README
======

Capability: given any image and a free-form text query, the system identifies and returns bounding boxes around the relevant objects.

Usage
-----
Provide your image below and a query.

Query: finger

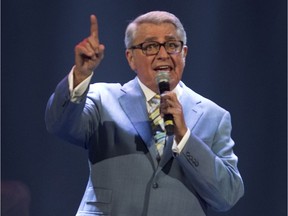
[90,14,99,42]
[84,39,96,55]
[87,36,99,52]
[161,95,177,107]
[161,91,177,100]
[86,39,105,59]
[76,40,94,57]
[96,44,105,59]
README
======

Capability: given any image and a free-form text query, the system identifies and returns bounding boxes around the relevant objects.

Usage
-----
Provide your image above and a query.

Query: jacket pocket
[80,187,112,215]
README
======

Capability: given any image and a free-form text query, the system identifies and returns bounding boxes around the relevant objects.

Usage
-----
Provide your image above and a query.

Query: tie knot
[149,94,160,104]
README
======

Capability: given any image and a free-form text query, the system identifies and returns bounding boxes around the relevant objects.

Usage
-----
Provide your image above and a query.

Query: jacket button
[152,182,158,189]
[193,159,199,167]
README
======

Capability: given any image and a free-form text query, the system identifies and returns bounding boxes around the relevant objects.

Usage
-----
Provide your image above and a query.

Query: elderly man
[45,11,244,216]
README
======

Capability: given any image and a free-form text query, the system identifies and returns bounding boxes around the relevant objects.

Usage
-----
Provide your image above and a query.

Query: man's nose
[156,45,170,58]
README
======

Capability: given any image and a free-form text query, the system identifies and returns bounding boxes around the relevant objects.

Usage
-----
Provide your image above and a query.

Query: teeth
[155,66,170,71]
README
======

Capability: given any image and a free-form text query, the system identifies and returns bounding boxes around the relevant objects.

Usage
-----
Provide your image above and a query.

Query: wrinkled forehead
[133,22,181,41]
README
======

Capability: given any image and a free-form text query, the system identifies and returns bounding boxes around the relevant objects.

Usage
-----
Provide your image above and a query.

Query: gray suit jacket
[45,76,244,216]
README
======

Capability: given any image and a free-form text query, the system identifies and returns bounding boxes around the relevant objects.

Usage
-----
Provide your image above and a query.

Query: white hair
[124,11,187,48]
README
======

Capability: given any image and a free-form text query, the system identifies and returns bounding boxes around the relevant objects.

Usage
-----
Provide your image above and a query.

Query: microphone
[156,71,174,136]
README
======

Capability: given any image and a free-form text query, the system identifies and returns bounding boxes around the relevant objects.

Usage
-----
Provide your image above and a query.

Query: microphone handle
[164,114,174,136]
[158,81,174,136]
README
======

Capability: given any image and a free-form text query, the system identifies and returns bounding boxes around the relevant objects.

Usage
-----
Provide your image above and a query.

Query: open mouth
[154,65,172,72]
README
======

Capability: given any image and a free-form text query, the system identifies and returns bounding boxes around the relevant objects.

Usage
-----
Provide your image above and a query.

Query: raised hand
[74,15,105,86]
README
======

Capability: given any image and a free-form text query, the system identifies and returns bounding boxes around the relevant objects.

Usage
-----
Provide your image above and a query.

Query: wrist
[73,68,92,88]
[175,127,188,144]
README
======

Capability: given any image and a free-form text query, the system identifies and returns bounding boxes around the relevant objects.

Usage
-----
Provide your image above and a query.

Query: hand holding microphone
[156,71,174,136]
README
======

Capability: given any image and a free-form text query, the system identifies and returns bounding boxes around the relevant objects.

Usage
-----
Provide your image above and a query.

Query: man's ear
[126,49,136,71]
[182,46,188,62]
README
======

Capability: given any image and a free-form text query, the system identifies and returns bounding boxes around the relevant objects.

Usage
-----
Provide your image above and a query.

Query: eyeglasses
[130,40,184,56]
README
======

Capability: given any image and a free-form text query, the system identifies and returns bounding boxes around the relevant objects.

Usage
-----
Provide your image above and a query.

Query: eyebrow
[143,36,178,42]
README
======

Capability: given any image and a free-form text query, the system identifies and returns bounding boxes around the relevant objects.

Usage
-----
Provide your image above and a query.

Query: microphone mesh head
[155,71,170,84]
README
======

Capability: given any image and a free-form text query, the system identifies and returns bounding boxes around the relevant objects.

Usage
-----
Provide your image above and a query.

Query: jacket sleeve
[176,110,244,212]
[45,76,100,149]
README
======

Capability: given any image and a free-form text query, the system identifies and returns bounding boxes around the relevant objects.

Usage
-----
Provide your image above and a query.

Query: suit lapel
[119,78,159,168]
[180,82,203,131]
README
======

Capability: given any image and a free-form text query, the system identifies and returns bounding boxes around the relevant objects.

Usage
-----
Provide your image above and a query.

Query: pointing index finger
[90,14,99,41]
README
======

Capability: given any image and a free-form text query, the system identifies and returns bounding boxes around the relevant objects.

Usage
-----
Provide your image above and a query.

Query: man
[45,11,244,216]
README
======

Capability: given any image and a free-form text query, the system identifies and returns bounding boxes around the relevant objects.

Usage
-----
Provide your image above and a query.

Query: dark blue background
[2,0,287,215]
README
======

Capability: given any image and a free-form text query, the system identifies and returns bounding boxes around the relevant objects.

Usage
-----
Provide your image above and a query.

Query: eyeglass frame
[129,40,184,56]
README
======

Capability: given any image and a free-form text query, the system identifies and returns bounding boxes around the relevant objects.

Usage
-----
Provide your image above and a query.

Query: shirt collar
[137,77,182,102]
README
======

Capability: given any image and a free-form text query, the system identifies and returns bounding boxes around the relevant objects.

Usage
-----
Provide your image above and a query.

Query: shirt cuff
[172,128,191,155]
[68,66,93,102]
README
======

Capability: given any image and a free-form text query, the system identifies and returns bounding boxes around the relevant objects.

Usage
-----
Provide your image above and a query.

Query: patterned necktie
[148,95,166,158]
